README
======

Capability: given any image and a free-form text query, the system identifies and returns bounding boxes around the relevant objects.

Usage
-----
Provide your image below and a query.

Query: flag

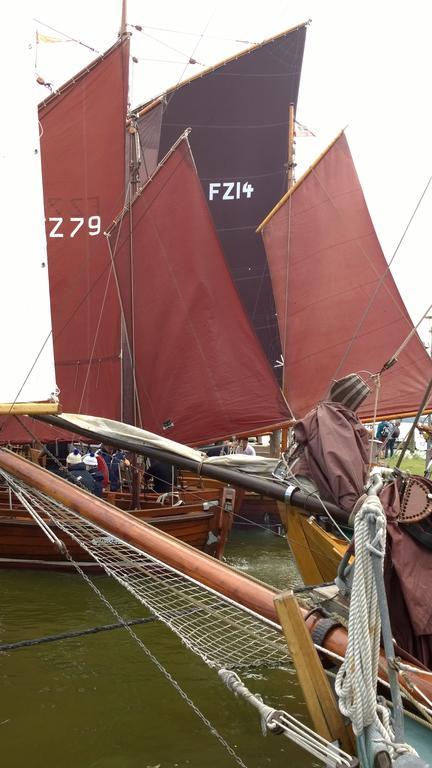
[37,32,63,44]
[294,120,316,137]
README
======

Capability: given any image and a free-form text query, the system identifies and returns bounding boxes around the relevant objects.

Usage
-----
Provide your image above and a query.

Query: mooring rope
[0,618,155,652]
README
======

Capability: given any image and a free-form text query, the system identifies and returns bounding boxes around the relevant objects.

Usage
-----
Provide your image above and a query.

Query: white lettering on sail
[208,182,255,201]
[48,217,64,237]
[70,218,84,237]
[47,216,101,238]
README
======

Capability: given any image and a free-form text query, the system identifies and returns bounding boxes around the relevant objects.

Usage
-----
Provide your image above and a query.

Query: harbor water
[0,529,316,768]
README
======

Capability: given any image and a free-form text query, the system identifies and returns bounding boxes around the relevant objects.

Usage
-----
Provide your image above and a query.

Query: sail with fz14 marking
[259,131,432,420]
[134,24,307,373]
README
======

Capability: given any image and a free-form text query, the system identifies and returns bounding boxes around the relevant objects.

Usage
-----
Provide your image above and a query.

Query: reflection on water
[0,530,312,768]
[224,528,303,591]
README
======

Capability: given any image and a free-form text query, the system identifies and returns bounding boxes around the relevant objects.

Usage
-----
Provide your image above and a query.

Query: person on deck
[205,441,229,457]
[376,420,390,442]
[376,420,391,458]
[94,449,110,489]
[236,438,256,456]
[65,450,96,494]
[99,446,113,471]
[109,449,129,492]
[385,420,400,459]
[83,452,105,497]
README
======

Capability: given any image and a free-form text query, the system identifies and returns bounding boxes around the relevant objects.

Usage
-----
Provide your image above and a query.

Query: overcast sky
[30,0,432,348]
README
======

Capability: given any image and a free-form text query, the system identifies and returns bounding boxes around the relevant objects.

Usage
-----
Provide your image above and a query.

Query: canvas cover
[289,401,370,512]
[382,480,432,668]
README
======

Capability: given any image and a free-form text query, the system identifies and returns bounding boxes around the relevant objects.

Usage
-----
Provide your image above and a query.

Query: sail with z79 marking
[0,35,130,443]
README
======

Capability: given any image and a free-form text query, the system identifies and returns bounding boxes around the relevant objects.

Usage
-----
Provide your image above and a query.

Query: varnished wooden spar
[0,402,60,415]
[1,448,431,710]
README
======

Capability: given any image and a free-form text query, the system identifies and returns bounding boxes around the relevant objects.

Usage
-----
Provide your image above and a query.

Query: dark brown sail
[134,25,307,373]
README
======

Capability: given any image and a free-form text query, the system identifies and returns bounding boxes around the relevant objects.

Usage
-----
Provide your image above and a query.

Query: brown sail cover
[291,402,370,512]
[107,137,291,445]
[40,39,129,418]
[135,26,307,373]
[261,132,432,419]
[382,481,432,668]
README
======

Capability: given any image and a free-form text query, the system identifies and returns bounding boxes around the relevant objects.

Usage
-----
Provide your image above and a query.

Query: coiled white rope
[335,495,418,759]
[156,492,183,506]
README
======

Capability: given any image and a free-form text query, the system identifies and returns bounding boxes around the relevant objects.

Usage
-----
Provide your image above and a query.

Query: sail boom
[0,402,61,416]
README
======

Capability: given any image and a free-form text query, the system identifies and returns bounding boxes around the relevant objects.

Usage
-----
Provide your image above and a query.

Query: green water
[0,530,315,768]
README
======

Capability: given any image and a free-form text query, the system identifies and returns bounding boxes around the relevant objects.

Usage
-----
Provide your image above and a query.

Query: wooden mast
[273,103,296,455]
[118,0,142,508]
[119,0,127,37]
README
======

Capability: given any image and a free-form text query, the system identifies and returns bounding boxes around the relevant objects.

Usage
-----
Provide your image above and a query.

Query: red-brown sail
[107,136,291,445]
[0,38,130,444]
[135,25,307,375]
[260,131,432,419]
[40,37,129,419]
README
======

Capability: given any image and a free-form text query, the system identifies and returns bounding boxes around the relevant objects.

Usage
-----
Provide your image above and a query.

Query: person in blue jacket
[83,452,105,497]
[65,450,96,494]
[109,449,129,491]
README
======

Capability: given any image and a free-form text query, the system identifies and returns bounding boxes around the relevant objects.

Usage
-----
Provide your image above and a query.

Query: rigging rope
[335,494,418,760]
[220,669,355,767]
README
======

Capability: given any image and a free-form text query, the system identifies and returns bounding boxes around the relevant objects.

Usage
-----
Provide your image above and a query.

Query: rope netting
[0,468,290,671]
[1,467,361,766]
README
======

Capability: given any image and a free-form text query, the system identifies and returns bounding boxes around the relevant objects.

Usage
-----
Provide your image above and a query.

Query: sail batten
[261,132,432,419]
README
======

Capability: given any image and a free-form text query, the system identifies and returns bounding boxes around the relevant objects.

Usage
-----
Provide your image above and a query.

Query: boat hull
[0,485,234,572]
[278,502,347,585]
